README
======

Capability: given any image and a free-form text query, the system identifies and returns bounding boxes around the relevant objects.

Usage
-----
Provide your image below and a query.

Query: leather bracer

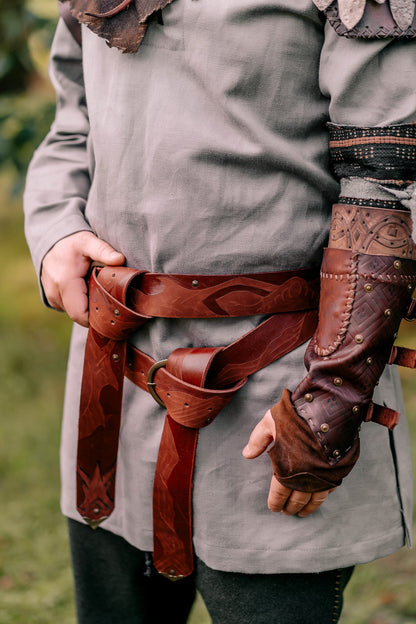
[268,123,416,492]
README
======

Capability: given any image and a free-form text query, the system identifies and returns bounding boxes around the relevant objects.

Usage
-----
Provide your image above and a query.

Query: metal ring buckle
[147,359,168,408]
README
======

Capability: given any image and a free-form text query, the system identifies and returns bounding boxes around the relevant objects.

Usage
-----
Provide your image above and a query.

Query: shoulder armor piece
[58,0,175,53]
[313,0,416,38]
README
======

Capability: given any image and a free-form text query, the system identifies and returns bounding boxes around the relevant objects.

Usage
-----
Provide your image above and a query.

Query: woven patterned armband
[328,123,416,185]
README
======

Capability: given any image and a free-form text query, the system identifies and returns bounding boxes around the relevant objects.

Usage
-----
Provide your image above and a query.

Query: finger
[61,277,90,327]
[267,476,293,512]
[281,490,312,516]
[297,491,331,518]
[242,410,275,459]
[41,271,65,311]
[81,233,125,266]
[45,294,65,312]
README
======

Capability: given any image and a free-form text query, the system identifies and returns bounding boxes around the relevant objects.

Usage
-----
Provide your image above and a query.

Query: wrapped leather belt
[77,265,320,579]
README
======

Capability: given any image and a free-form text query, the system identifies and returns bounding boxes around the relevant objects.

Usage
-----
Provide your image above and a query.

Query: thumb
[243,410,275,459]
[82,232,125,266]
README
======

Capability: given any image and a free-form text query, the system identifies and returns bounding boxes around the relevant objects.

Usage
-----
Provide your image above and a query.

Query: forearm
[270,152,416,490]
[268,9,416,491]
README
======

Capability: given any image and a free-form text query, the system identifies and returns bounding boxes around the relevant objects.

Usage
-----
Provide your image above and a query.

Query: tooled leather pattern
[315,0,416,38]
[129,270,319,318]
[292,250,416,463]
[152,415,197,578]
[78,265,318,526]
[329,205,416,257]
[76,327,126,525]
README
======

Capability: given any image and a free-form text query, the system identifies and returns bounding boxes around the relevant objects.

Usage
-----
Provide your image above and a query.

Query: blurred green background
[0,1,415,622]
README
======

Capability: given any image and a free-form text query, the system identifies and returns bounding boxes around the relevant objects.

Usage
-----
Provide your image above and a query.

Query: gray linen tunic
[24,0,416,574]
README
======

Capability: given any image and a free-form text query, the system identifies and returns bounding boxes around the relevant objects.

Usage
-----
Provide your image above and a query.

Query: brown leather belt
[77,265,319,579]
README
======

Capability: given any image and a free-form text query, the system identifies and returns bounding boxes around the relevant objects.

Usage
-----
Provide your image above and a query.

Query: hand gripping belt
[77,265,320,579]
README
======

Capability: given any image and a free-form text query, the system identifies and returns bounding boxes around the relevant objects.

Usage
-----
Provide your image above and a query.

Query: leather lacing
[315,252,359,357]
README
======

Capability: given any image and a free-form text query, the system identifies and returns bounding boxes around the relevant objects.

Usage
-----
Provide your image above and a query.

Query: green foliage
[0,0,56,191]
[0,95,56,192]
[0,0,53,94]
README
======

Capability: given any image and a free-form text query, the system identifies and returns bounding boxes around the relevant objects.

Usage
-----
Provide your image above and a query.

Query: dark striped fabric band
[337,196,405,211]
[328,123,416,184]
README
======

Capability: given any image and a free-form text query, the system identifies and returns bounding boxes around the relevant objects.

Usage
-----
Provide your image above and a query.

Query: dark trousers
[68,518,354,624]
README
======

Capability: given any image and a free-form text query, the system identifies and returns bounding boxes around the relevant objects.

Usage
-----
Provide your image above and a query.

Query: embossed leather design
[292,249,416,461]
[128,270,318,318]
[77,264,319,576]
[329,205,416,257]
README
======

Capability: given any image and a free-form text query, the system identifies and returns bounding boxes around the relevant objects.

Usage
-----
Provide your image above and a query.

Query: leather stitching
[315,253,359,356]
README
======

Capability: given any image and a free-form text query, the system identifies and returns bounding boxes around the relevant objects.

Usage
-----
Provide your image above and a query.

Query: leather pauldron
[313,0,416,38]
[59,0,176,52]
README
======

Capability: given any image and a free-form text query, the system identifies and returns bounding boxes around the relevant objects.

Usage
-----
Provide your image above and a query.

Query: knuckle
[291,500,306,509]
[291,494,309,506]
[48,299,61,311]
[312,494,328,504]
[273,492,288,504]
[268,497,284,512]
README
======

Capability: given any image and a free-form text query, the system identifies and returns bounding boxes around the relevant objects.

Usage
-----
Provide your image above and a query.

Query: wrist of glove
[268,244,416,492]
[268,388,360,492]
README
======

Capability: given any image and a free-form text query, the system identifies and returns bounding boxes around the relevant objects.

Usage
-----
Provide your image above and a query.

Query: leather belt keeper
[77,265,319,579]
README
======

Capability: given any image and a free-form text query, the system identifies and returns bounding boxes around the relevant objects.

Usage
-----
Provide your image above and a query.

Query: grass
[1,168,416,623]
[0,172,74,623]
[340,352,416,624]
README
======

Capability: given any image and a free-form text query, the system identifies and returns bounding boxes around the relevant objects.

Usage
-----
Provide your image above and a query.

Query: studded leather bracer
[268,123,416,492]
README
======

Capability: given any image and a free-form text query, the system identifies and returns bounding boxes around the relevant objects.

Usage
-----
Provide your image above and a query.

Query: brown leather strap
[77,268,147,526]
[77,265,319,575]
[365,402,400,430]
[152,415,198,579]
[152,347,220,579]
[389,345,416,369]
[106,266,319,318]
[150,311,319,578]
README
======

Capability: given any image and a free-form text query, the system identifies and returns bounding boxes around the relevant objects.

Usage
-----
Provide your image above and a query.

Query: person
[24,1,416,622]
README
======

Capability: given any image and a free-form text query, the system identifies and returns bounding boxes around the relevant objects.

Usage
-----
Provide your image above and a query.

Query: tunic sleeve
[319,24,416,125]
[23,18,92,287]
